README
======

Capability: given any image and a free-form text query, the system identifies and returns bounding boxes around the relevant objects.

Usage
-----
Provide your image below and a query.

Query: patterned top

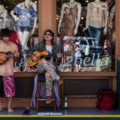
[86,1,108,28]
[0,9,15,30]
[12,5,38,27]
[0,41,18,76]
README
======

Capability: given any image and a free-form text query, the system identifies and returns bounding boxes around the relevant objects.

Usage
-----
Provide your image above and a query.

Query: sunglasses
[45,33,52,36]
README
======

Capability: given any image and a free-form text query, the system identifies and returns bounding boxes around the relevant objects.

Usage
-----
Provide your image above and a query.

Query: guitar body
[27,51,49,67]
[0,52,10,65]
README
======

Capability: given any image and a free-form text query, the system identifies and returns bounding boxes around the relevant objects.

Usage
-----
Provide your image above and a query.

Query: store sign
[58,36,112,72]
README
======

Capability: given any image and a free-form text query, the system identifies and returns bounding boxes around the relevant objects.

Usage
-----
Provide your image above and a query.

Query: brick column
[38,0,56,42]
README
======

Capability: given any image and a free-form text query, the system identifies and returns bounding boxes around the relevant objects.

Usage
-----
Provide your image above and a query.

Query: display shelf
[14,72,116,77]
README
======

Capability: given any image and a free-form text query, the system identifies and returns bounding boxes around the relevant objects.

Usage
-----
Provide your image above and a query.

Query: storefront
[0,0,119,109]
[35,0,118,108]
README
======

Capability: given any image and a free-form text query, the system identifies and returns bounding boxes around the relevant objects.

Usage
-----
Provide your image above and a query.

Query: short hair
[0,28,11,39]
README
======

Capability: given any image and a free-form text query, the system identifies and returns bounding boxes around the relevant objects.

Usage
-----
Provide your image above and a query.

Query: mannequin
[58,0,81,45]
[10,0,38,50]
[0,5,9,30]
[84,0,108,45]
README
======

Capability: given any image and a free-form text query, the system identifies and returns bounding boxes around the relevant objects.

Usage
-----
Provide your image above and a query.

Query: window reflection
[57,0,115,72]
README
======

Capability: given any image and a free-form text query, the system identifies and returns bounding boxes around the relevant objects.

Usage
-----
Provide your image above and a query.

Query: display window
[0,0,38,72]
[57,0,115,72]
[0,0,115,73]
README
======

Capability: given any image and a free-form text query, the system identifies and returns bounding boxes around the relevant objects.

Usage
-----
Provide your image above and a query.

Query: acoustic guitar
[27,51,49,67]
[0,51,14,65]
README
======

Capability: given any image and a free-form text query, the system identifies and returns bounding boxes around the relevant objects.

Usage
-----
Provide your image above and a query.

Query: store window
[57,0,115,72]
[0,0,38,72]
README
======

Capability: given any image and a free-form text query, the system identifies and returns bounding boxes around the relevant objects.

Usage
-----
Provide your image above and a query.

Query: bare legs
[8,97,13,112]
[0,98,2,112]
[0,97,13,112]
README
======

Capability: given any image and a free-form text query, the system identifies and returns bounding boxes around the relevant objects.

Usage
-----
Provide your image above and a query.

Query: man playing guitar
[31,29,63,104]
[0,28,19,112]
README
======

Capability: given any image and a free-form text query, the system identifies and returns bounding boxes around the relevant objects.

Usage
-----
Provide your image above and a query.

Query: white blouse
[86,1,108,28]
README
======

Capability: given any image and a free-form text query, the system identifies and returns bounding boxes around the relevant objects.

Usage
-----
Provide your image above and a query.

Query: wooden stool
[36,81,57,112]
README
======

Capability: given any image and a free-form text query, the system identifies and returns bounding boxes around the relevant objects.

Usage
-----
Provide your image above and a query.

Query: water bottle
[64,97,68,109]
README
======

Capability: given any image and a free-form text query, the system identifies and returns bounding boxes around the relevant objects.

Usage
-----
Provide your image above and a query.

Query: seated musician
[31,29,63,104]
